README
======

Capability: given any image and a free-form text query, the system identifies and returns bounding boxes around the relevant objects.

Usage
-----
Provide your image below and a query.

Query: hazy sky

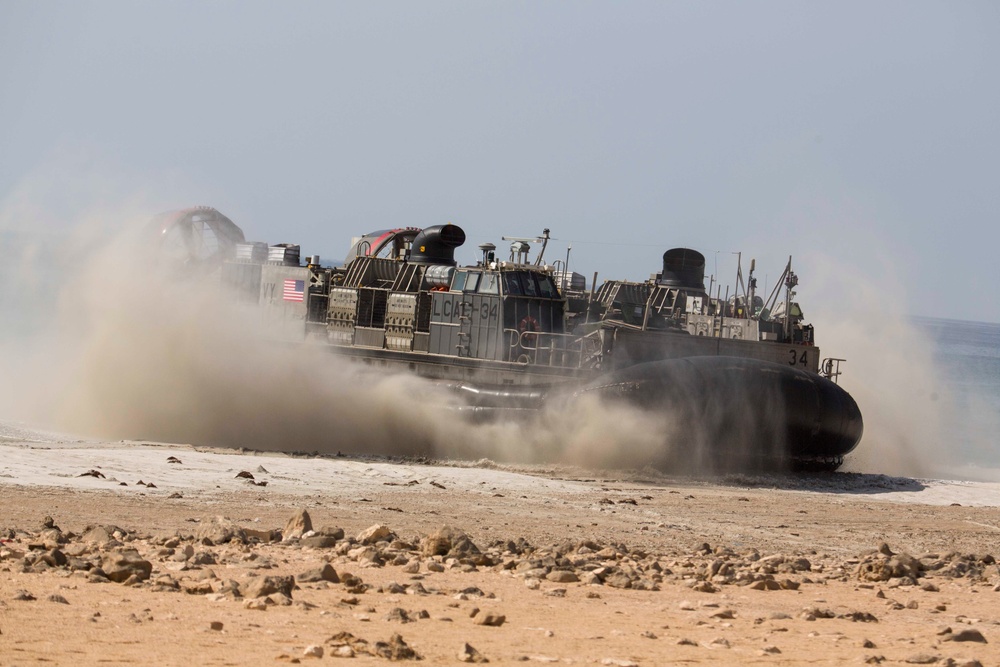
[2,1,998,321]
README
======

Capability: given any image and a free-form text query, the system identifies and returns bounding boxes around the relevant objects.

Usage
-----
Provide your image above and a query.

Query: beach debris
[78,469,105,478]
[13,590,36,601]
[302,645,323,658]
[166,456,182,464]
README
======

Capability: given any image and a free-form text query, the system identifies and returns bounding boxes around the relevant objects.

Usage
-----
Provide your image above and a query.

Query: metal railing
[504,328,602,369]
[821,357,846,384]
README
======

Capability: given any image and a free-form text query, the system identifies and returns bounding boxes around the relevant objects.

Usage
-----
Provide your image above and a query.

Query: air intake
[659,248,706,291]
[408,224,466,266]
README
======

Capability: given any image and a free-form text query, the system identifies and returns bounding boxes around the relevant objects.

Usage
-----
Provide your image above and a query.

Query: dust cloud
[0,207,688,472]
[803,250,961,478]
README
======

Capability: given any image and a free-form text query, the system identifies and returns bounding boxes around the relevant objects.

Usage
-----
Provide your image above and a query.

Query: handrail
[820,357,846,384]
[504,328,601,369]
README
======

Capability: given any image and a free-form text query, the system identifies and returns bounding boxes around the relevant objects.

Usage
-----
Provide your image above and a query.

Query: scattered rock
[80,525,115,545]
[858,552,923,582]
[297,563,339,583]
[283,510,313,542]
[195,516,247,545]
[458,642,489,663]
[101,551,152,583]
[242,575,294,599]
[423,526,480,558]
[838,610,879,623]
[300,535,338,549]
[374,633,420,660]
[302,645,323,658]
[357,524,392,545]
[749,579,781,591]
[474,612,506,627]
[942,628,987,643]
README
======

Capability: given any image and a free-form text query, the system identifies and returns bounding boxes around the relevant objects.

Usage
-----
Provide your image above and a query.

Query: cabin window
[520,273,539,297]
[479,272,500,294]
[464,272,481,292]
[503,273,522,296]
[451,271,468,292]
[537,275,559,298]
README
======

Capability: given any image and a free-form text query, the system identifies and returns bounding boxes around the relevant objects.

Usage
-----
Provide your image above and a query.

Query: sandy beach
[1,424,998,666]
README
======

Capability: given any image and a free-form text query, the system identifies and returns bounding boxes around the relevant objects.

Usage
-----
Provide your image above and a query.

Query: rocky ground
[1,436,999,666]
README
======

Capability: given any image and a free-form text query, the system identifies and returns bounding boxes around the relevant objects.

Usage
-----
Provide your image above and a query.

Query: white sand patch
[1,420,997,508]
[0,427,588,500]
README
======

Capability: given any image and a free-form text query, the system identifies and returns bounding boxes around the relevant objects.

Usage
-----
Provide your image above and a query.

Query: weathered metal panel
[355,327,386,349]
[428,292,462,356]
[467,294,503,360]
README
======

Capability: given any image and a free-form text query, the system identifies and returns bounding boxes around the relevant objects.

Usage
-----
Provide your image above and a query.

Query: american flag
[283,279,305,302]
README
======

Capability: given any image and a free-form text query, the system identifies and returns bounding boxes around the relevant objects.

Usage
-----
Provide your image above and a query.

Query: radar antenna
[501,228,551,265]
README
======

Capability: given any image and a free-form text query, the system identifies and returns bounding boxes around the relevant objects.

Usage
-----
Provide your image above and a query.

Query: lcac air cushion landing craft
[151,208,863,472]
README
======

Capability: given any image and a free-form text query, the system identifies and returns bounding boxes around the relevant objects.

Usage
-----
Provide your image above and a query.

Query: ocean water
[915,317,1000,469]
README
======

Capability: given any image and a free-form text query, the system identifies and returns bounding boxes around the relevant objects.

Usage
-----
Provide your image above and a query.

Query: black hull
[573,356,864,471]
